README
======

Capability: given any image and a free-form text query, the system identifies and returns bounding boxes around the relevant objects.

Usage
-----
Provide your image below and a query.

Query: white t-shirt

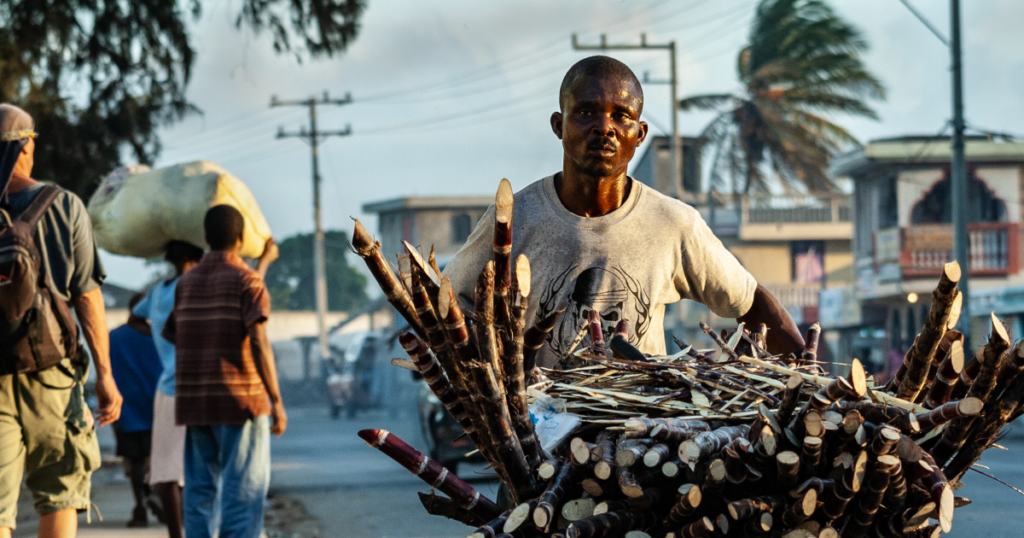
[443,175,757,368]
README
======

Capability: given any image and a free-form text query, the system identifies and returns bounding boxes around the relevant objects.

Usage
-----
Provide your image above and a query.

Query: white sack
[87,160,272,259]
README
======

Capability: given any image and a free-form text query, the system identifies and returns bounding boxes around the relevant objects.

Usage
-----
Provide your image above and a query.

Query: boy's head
[165,240,204,275]
[204,205,245,252]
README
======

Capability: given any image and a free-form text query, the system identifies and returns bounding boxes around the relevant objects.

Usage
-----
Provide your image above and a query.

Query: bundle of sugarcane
[353,178,1021,537]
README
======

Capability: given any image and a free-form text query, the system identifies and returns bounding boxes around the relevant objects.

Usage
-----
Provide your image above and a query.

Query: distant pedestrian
[164,205,283,538]
[110,293,163,528]
[132,240,204,538]
[0,103,123,538]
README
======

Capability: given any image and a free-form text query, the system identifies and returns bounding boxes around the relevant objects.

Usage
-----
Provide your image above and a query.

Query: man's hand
[93,372,123,426]
[256,238,279,279]
[737,284,805,356]
[73,288,123,427]
[271,400,287,437]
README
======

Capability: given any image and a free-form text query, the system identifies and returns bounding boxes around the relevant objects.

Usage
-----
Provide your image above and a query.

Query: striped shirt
[163,251,271,426]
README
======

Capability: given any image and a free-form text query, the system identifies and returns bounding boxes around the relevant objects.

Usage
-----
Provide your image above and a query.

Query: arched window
[911,174,1006,224]
[451,213,472,244]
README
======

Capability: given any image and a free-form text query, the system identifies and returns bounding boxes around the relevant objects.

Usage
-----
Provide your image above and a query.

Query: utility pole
[572,34,681,200]
[897,0,970,348]
[950,0,970,348]
[271,91,352,372]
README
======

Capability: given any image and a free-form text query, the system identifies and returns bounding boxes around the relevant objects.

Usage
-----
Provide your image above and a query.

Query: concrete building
[362,196,492,265]
[631,136,855,354]
[827,135,1024,378]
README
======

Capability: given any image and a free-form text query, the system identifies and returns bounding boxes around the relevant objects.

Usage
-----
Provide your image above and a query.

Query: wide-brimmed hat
[0,104,36,142]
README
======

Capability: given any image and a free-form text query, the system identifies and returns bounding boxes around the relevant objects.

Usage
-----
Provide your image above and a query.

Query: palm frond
[678,93,736,112]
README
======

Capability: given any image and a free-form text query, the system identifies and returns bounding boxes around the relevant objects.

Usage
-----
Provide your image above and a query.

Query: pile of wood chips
[352,180,1023,538]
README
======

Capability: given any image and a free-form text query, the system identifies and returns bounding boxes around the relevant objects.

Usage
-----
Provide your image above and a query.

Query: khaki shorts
[0,358,101,529]
[148,391,185,486]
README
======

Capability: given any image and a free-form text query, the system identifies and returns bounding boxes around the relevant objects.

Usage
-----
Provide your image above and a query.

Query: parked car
[325,331,385,419]
[417,377,482,474]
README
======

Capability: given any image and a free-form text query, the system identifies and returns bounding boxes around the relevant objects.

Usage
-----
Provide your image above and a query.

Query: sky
[99,0,1024,289]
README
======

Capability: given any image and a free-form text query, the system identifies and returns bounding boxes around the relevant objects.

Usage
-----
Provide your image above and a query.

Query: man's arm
[250,321,286,437]
[74,288,123,426]
[255,238,279,280]
[737,284,805,357]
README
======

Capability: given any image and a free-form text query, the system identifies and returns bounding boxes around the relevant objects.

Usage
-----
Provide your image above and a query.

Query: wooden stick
[587,309,607,357]
[916,398,982,431]
[566,510,658,538]
[358,429,503,521]
[399,332,477,443]
[699,321,738,362]
[895,261,960,400]
[417,492,486,528]
[664,484,702,527]
[679,425,750,465]
[869,425,901,457]
[610,334,649,363]
[833,400,921,435]
[507,257,542,470]
[642,443,672,468]
[615,439,655,467]
[351,219,425,339]
[775,373,804,428]
[799,437,822,482]
[932,313,1010,466]
[924,335,964,409]
[993,337,1024,398]
[844,454,897,538]
[727,496,783,520]
[562,498,597,523]
[468,510,512,538]
[820,451,866,522]
[534,461,581,531]
[624,417,709,440]
[780,489,817,528]
[523,309,564,373]
[594,432,616,480]
[945,373,1024,484]
[675,516,714,538]
[492,179,515,333]
[801,323,821,363]
[503,500,537,533]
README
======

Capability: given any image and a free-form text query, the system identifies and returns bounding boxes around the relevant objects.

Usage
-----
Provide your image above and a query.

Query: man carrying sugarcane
[445,56,804,369]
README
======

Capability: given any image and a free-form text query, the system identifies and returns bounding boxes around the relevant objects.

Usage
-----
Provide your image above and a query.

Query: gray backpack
[0,185,79,374]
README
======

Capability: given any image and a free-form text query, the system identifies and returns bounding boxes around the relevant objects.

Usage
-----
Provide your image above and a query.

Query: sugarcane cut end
[495,179,514,223]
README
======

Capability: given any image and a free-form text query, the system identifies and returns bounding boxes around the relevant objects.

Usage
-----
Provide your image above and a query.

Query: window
[451,213,472,244]
[911,174,1007,224]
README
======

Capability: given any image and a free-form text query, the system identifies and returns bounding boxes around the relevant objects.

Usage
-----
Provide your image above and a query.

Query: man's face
[552,76,647,179]
[13,138,34,178]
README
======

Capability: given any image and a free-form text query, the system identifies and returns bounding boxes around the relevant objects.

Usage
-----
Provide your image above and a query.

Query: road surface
[270,405,496,538]
[271,405,1024,538]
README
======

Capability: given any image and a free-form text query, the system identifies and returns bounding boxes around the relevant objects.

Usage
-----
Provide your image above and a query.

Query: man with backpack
[0,104,123,538]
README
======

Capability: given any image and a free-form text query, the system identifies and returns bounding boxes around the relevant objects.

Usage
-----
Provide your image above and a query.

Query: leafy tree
[265,230,368,312]
[0,0,366,199]
[679,0,884,195]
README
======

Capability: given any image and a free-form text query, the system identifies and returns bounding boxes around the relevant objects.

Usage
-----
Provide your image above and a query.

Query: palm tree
[680,0,885,196]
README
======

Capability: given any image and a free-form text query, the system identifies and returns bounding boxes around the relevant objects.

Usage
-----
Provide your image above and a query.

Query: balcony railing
[874,222,1020,278]
[763,282,821,308]
[743,195,852,225]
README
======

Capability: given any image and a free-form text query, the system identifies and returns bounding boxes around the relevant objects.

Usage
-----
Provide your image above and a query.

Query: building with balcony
[631,136,855,355]
[828,135,1024,376]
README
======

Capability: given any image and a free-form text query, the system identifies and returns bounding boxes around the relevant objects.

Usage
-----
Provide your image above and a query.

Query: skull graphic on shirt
[538,264,652,359]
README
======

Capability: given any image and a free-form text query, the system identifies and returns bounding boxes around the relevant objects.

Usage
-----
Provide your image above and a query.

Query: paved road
[273,405,1024,538]
[945,429,1024,537]
[270,405,497,538]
